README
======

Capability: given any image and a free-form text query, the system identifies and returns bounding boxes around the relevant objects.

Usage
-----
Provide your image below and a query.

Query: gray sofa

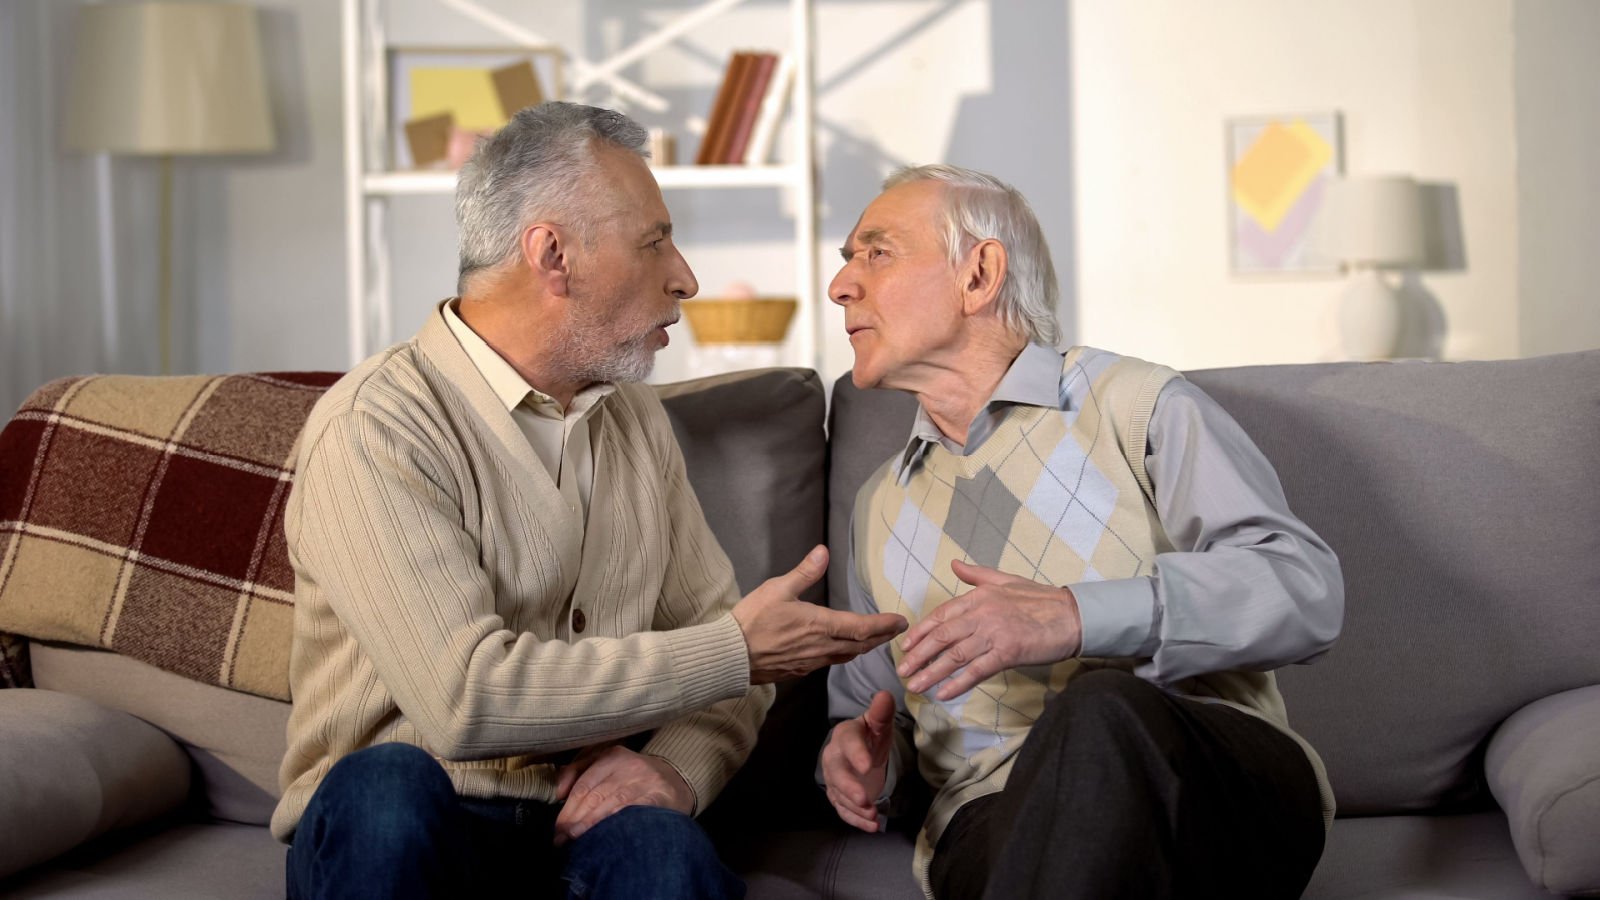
[2,351,1598,898]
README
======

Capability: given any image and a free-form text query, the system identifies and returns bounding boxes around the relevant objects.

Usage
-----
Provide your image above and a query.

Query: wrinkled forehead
[849,181,946,246]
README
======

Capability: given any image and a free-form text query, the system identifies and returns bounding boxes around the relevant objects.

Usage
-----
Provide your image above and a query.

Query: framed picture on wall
[387,46,565,170]
[1226,111,1343,276]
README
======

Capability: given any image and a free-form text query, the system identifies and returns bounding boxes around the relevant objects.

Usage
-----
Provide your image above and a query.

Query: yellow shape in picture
[410,68,507,132]
[1230,120,1333,232]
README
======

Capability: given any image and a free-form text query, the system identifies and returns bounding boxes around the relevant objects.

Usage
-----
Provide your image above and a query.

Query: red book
[722,53,777,164]
[696,52,753,165]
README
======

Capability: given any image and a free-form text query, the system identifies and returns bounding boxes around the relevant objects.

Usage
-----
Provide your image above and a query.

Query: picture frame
[1226,111,1343,277]
[387,45,565,170]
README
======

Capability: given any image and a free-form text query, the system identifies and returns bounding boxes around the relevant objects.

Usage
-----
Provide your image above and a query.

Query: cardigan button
[571,609,587,633]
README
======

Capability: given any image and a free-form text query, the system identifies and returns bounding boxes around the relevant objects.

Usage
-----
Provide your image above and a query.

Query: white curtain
[1,0,159,414]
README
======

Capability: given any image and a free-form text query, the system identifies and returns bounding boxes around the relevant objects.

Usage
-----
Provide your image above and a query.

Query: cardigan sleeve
[291,409,753,761]
[637,397,775,813]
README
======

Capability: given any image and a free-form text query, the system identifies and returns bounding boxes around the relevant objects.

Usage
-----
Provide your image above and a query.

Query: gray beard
[553,309,666,385]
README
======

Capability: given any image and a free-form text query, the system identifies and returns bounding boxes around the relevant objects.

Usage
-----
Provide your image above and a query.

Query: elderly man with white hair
[820,164,1344,900]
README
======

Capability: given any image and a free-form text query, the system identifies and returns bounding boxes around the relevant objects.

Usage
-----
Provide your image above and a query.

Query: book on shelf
[722,52,777,164]
[742,52,793,165]
[697,49,791,165]
[695,50,754,165]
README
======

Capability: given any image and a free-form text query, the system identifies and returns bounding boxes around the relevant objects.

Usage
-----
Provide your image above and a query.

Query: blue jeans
[285,743,744,900]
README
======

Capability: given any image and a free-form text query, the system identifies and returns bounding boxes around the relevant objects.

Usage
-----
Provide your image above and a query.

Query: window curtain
[0,0,158,415]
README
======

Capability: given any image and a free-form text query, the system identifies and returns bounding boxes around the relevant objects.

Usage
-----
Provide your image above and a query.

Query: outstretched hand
[732,546,908,683]
[896,560,1081,700]
[821,690,896,832]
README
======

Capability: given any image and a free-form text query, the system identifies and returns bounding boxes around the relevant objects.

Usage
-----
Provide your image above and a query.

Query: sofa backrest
[826,350,1600,816]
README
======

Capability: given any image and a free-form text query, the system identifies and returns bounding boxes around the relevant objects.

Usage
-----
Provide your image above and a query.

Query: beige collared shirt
[442,300,613,527]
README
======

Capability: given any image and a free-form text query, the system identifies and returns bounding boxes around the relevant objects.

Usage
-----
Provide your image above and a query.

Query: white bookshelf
[340,0,820,371]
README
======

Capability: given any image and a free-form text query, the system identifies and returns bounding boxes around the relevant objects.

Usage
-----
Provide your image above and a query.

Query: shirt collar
[896,342,1063,480]
[441,300,614,417]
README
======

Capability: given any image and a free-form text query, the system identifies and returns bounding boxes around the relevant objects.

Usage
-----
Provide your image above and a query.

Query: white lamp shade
[65,2,275,155]
[1314,175,1425,268]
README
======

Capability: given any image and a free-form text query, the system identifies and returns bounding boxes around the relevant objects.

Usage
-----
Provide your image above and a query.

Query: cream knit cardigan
[271,308,770,840]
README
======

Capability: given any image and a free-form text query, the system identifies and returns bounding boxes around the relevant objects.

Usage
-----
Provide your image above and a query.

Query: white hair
[454,102,649,294]
[884,164,1061,346]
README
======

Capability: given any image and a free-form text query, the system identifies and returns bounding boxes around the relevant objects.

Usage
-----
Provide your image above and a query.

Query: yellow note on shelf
[410,68,505,132]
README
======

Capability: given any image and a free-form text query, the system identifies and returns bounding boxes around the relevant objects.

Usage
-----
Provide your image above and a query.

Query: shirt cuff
[1072,576,1159,660]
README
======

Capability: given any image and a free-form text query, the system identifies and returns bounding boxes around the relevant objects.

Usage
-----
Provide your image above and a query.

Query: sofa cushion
[824,379,919,614]
[1486,684,1600,895]
[657,367,838,834]
[30,642,290,827]
[0,821,285,899]
[657,367,828,605]
[0,373,342,701]
[0,689,191,878]
[1187,351,1600,814]
[1304,812,1556,899]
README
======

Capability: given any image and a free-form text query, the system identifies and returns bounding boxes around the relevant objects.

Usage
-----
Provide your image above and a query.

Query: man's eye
[870,248,886,259]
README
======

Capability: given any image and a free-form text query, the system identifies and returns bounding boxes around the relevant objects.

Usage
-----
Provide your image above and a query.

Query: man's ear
[959,238,1007,317]
[521,224,572,298]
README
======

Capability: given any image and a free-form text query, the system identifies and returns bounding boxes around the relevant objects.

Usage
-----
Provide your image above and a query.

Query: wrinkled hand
[732,545,908,683]
[552,745,692,846]
[897,560,1082,700]
[821,690,896,832]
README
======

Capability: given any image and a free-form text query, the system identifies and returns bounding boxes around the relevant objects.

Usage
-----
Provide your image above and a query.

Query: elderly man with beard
[274,102,906,900]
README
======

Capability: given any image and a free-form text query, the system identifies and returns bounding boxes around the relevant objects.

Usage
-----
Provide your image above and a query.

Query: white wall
[1071,0,1522,369]
[1514,0,1600,358]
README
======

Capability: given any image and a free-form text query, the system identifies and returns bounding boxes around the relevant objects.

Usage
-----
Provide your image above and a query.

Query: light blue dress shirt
[827,343,1343,801]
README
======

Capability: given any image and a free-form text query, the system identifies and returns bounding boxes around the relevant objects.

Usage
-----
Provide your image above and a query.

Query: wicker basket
[681,297,797,345]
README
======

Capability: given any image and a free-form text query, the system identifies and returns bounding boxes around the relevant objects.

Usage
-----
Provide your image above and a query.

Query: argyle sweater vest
[856,347,1330,893]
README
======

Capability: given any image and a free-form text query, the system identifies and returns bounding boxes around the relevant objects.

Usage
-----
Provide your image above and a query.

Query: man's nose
[828,269,857,306]
[670,248,699,300]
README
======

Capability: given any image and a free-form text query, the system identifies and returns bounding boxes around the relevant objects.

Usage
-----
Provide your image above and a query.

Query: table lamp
[1314,175,1426,360]
[64,1,275,374]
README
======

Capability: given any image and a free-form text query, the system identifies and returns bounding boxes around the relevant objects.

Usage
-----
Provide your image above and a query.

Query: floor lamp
[64,2,274,375]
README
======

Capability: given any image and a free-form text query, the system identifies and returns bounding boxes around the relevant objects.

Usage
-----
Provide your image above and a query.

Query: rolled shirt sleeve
[1072,378,1344,684]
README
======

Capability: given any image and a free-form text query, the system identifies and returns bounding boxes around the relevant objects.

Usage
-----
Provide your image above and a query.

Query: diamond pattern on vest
[885,498,945,616]
[947,468,1022,569]
[1026,431,1121,563]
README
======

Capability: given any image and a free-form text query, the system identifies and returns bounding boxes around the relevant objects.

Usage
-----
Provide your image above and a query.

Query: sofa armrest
[1487,684,1600,896]
[0,689,191,878]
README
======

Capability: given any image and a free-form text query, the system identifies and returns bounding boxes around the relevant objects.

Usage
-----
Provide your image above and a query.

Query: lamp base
[1338,269,1403,361]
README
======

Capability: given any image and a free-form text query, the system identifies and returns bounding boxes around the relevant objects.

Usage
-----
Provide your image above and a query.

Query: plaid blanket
[0,372,340,699]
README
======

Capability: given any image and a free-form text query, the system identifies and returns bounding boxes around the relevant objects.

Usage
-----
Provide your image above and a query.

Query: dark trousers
[928,669,1325,900]
[285,743,744,900]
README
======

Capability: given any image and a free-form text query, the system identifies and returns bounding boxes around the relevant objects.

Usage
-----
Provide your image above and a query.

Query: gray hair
[455,102,649,293]
[883,164,1061,347]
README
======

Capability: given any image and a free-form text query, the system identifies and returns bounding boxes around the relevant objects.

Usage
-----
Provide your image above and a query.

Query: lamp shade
[65,2,274,155]
[1313,175,1425,268]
